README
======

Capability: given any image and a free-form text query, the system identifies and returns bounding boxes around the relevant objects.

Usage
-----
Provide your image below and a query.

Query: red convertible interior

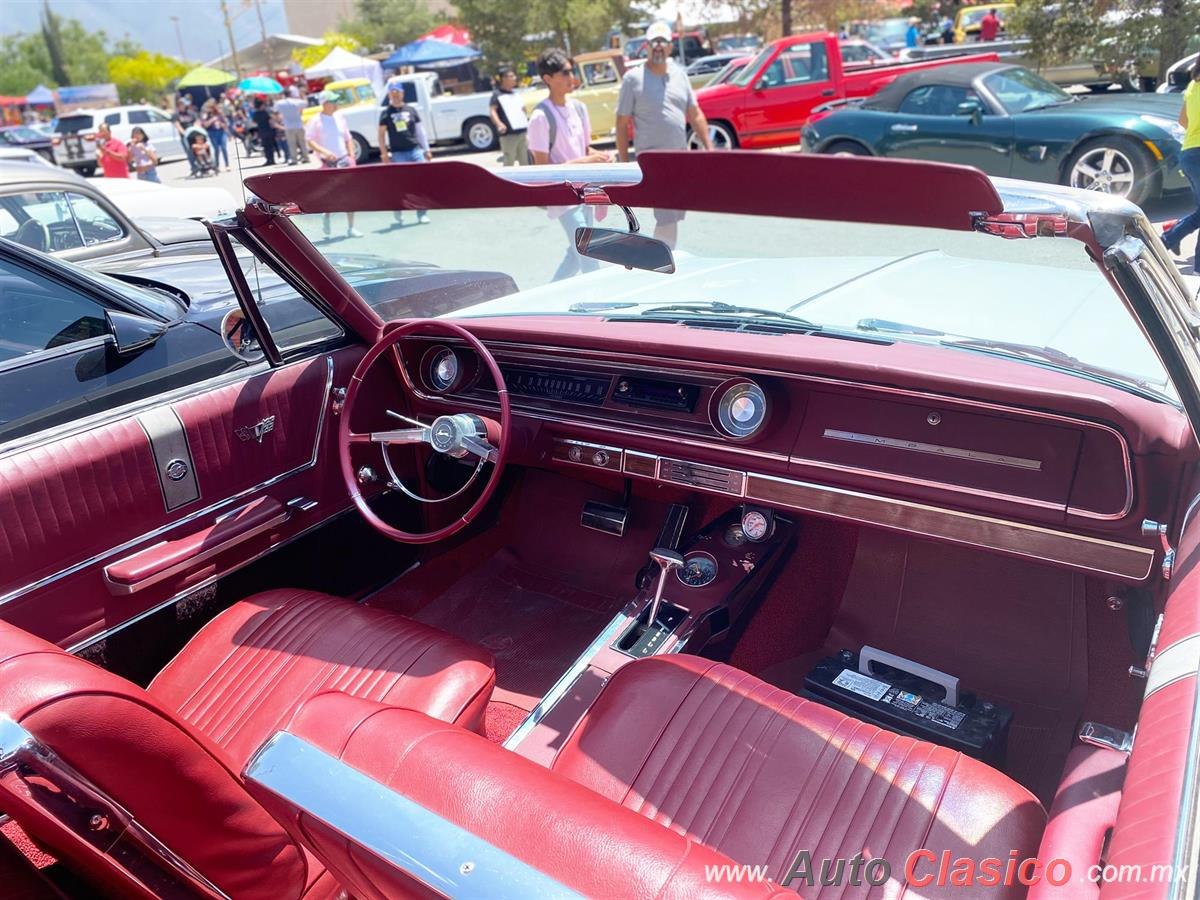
[1,153,1198,898]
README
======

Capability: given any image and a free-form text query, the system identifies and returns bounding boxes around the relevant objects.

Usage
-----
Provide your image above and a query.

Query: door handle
[890,123,919,132]
[820,88,835,96]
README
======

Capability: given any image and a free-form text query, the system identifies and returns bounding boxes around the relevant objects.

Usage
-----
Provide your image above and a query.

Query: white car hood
[92,178,237,221]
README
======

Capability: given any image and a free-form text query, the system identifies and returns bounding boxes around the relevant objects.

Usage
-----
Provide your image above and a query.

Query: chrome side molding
[244,731,583,899]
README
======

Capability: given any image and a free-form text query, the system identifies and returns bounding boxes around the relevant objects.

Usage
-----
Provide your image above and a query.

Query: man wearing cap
[379,79,432,225]
[615,21,712,247]
[306,91,361,237]
[275,86,309,165]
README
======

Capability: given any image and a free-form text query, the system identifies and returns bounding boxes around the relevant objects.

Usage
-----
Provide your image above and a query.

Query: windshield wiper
[1022,98,1075,112]
[568,300,640,312]
[856,318,1171,402]
[638,301,822,330]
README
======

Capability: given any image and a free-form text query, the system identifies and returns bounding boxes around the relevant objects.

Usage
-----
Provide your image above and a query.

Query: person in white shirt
[305,90,361,238]
[489,66,529,166]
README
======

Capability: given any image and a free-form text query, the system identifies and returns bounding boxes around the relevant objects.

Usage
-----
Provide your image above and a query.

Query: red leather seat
[0,589,495,900]
[549,655,1046,896]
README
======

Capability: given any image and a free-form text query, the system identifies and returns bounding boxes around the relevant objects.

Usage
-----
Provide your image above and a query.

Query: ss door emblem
[236,416,276,444]
[164,459,189,481]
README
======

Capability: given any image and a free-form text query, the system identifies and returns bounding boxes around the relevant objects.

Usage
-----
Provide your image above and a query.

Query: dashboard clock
[741,507,774,542]
[712,379,768,439]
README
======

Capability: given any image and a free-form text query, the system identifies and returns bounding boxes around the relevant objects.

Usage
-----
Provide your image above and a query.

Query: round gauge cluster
[422,345,466,393]
[712,379,768,440]
[677,551,718,587]
[741,508,774,542]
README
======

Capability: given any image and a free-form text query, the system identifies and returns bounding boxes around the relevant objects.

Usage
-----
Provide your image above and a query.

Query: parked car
[1159,50,1200,92]
[801,62,1187,204]
[91,175,237,221]
[51,104,185,176]
[325,73,499,159]
[0,147,57,167]
[954,3,1014,43]
[523,50,628,143]
[0,125,54,162]
[694,31,999,149]
[626,30,711,63]
[686,53,746,89]
[1,153,1194,899]
[716,33,762,53]
[300,78,376,124]
[0,235,518,444]
[0,160,217,263]
[859,17,913,55]
[901,38,1137,91]
[839,39,895,65]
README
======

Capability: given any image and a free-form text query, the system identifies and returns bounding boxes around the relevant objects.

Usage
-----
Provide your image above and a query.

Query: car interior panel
[3,152,1200,897]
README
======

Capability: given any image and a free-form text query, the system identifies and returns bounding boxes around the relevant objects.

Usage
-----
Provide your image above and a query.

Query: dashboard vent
[658,458,746,496]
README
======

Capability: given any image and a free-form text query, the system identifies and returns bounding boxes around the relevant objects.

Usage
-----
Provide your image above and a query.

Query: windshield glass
[3,127,44,142]
[56,115,94,134]
[289,202,1174,403]
[866,19,908,42]
[731,46,774,86]
[984,67,1071,112]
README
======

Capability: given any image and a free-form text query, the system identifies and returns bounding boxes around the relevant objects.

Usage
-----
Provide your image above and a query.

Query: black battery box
[803,649,1012,765]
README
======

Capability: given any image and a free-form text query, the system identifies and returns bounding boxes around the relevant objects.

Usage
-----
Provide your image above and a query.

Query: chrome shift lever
[647,548,684,628]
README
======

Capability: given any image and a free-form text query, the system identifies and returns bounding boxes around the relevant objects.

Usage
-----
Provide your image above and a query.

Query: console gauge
[742,509,773,542]
[677,552,718,587]
[723,523,746,547]
[422,346,461,393]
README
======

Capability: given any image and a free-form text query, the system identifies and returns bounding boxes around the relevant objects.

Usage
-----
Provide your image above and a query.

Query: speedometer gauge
[677,552,718,587]
[742,508,773,542]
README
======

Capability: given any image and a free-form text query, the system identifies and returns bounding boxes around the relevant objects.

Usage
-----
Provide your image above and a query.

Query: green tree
[57,18,114,85]
[291,31,366,69]
[345,0,437,50]
[108,51,189,103]
[456,0,634,73]
[40,0,69,85]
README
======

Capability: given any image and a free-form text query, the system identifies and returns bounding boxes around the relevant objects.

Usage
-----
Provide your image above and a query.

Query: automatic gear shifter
[647,548,684,627]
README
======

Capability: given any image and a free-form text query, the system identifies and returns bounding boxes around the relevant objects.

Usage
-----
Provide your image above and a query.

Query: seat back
[0,620,307,900]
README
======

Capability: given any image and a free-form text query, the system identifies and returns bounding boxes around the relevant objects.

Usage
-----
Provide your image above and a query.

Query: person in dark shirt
[251,98,278,166]
[175,97,199,176]
[378,79,432,225]
[489,66,529,166]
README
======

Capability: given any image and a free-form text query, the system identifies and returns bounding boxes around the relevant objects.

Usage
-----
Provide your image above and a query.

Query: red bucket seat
[0,588,495,899]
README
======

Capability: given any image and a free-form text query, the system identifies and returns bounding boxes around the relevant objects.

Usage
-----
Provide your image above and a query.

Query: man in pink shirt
[979,9,1001,41]
[95,123,130,178]
[527,48,611,279]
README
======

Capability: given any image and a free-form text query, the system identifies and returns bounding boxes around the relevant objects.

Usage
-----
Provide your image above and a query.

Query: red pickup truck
[694,31,998,149]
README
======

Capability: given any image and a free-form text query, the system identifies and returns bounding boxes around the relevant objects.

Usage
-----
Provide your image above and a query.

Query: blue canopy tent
[25,84,55,105]
[383,38,482,68]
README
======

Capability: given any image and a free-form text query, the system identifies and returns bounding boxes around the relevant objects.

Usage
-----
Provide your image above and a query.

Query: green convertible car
[800,62,1188,205]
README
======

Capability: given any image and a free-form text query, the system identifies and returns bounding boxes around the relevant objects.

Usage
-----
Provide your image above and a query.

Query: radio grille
[658,458,745,495]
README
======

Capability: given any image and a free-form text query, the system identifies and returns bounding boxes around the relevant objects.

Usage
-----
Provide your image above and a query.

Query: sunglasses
[649,38,670,46]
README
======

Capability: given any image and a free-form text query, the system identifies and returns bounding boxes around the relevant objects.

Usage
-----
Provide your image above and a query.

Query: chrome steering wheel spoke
[460,433,499,464]
[369,426,430,445]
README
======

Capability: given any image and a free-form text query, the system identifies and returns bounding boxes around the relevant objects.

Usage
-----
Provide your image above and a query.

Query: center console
[505,504,791,764]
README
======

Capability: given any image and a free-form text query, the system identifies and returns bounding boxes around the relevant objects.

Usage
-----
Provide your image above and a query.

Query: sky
[2,0,290,65]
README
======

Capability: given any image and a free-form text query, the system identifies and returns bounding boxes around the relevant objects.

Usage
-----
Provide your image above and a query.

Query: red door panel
[0,348,368,650]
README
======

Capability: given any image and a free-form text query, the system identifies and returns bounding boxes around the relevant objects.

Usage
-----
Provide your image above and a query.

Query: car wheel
[464,118,498,152]
[1065,136,1157,206]
[822,140,870,156]
[79,165,96,177]
[350,132,370,164]
[688,120,736,150]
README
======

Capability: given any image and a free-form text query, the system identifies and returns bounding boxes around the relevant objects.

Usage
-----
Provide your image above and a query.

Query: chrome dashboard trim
[822,429,1043,471]
[0,356,335,613]
[244,732,583,900]
[409,338,1137,522]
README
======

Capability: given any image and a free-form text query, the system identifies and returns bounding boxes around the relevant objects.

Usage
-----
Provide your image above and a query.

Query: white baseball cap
[646,21,672,43]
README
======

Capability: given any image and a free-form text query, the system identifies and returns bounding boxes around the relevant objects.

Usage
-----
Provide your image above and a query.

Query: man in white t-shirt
[305,91,361,238]
[527,48,611,280]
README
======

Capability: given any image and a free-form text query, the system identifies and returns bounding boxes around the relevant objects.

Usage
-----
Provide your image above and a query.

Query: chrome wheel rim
[1070,146,1136,197]
[467,122,494,150]
[690,124,733,150]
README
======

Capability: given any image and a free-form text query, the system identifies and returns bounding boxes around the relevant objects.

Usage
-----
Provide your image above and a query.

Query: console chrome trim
[0,356,335,613]
[245,732,583,900]
[411,338,1138,522]
[503,612,628,752]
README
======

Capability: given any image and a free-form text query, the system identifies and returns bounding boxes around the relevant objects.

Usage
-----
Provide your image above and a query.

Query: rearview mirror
[955,100,984,123]
[574,228,676,273]
[105,309,168,356]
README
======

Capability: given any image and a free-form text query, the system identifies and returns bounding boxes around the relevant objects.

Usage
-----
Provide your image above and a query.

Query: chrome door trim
[66,503,354,655]
[244,732,583,900]
[0,356,334,613]
[409,337,1137,521]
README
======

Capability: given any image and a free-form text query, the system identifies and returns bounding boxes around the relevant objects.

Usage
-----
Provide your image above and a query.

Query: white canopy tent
[305,46,385,97]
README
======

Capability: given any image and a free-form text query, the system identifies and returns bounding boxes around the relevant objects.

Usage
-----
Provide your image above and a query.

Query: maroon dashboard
[397,316,1195,584]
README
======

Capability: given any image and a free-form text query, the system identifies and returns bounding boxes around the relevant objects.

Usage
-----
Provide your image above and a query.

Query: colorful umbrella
[418,24,472,46]
[177,66,237,88]
[383,38,481,67]
[237,75,284,94]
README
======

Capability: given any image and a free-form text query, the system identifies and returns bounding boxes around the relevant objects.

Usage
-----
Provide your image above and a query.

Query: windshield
[709,59,748,85]
[731,46,774,86]
[289,202,1175,403]
[3,127,44,142]
[866,19,908,41]
[984,67,1071,113]
[56,115,95,134]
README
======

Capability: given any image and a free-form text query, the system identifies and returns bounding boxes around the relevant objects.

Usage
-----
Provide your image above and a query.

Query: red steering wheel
[337,320,510,544]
